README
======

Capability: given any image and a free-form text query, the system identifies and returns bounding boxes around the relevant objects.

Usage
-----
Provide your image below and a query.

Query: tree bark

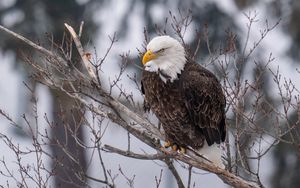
[51,90,87,187]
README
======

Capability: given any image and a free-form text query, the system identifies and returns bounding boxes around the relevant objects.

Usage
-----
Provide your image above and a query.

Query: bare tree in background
[0,1,101,187]
[0,11,298,188]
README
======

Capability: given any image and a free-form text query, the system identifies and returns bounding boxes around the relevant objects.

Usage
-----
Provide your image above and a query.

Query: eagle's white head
[142,36,186,83]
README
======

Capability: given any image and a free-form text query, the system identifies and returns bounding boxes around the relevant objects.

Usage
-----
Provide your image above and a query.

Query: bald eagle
[141,36,226,167]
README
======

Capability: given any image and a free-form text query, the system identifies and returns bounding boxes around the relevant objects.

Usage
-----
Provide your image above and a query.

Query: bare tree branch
[0,19,284,188]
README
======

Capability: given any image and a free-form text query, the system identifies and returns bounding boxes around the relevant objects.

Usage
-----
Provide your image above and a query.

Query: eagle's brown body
[142,60,226,149]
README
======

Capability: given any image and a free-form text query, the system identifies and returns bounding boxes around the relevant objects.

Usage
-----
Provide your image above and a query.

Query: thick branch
[175,155,258,188]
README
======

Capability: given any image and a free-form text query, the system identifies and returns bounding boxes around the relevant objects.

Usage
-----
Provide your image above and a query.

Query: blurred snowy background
[0,0,300,187]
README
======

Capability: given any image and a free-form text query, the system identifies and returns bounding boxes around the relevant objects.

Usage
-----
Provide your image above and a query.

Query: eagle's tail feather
[196,142,225,169]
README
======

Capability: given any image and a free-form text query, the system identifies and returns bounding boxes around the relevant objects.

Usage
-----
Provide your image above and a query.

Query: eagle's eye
[154,48,166,54]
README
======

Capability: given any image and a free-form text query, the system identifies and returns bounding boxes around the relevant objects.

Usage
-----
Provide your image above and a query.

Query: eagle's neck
[154,55,187,83]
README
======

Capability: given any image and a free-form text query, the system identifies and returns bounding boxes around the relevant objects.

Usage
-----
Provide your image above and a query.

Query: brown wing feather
[141,61,226,149]
[141,81,151,112]
[180,62,226,145]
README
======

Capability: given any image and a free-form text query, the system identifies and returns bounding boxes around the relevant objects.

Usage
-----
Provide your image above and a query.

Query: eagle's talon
[163,141,184,153]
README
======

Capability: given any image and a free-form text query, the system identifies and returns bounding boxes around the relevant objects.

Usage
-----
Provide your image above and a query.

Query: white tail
[196,142,225,169]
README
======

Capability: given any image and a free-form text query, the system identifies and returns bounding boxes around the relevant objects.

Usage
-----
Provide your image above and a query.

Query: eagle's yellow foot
[164,141,178,151]
[162,141,186,153]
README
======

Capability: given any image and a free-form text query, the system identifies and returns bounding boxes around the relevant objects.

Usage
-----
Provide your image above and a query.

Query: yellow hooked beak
[142,50,158,65]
